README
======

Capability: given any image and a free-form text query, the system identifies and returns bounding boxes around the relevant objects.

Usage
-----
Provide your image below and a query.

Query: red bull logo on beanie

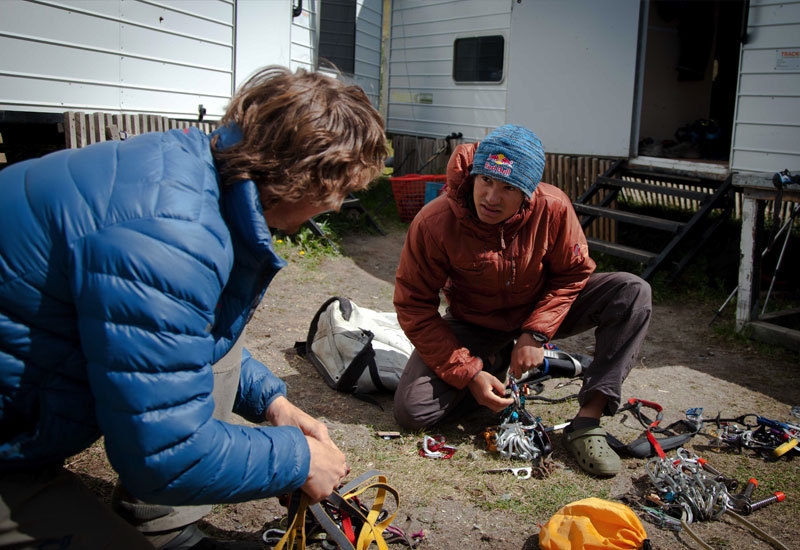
[484,153,514,177]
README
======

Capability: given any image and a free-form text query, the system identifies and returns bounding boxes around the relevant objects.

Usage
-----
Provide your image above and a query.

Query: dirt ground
[69,226,799,549]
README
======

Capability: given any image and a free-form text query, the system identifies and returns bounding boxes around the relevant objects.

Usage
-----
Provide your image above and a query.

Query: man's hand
[302,436,348,503]
[467,371,514,412]
[266,395,334,446]
[510,333,545,379]
[267,396,349,503]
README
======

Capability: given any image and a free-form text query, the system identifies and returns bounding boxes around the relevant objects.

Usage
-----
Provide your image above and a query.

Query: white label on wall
[776,49,800,70]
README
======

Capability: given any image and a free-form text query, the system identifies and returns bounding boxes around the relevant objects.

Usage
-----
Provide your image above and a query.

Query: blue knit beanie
[470,124,545,198]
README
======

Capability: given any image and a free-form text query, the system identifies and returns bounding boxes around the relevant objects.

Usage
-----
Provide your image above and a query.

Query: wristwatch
[525,331,548,343]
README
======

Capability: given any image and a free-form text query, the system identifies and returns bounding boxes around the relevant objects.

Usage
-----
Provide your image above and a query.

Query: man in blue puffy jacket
[0,66,387,549]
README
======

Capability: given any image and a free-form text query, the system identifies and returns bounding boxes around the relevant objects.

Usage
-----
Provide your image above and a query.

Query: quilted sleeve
[393,215,482,389]
[234,348,288,423]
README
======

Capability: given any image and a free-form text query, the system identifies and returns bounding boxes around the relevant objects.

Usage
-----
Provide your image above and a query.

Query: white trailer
[385,0,800,176]
[0,0,383,120]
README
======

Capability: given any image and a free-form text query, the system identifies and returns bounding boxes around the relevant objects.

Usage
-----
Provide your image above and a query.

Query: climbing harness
[267,470,423,550]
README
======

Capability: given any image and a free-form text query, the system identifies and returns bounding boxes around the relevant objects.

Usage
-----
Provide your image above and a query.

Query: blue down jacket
[0,126,310,504]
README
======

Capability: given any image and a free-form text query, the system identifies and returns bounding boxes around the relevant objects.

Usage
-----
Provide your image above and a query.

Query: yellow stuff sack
[539,497,649,550]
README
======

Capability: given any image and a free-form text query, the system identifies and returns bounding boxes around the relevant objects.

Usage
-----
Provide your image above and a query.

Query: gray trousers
[0,336,246,549]
[393,272,652,430]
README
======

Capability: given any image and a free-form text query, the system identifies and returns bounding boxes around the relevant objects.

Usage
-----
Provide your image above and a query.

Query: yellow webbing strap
[273,470,399,550]
[273,493,310,550]
[341,473,397,550]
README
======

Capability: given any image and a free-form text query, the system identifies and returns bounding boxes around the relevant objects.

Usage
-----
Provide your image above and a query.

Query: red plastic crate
[390,174,447,222]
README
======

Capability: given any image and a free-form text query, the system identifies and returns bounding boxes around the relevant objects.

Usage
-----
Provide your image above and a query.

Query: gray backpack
[299,297,414,394]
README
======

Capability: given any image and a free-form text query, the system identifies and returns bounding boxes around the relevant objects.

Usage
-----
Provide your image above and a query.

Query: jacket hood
[445,143,530,246]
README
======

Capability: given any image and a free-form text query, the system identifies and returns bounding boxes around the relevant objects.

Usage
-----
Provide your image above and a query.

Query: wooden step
[595,176,710,202]
[586,237,657,265]
[620,169,722,189]
[573,204,685,232]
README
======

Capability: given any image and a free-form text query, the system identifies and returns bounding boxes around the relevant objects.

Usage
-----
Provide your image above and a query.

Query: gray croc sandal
[564,426,621,476]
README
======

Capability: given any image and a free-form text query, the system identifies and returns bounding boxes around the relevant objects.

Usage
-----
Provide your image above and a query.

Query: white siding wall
[354,0,383,107]
[387,0,511,140]
[235,0,292,87]
[505,0,640,157]
[731,0,800,173]
[290,0,318,71]
[0,0,234,119]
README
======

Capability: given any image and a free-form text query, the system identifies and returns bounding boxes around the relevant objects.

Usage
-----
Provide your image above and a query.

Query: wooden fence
[63,111,218,149]
[390,133,798,237]
[390,134,618,239]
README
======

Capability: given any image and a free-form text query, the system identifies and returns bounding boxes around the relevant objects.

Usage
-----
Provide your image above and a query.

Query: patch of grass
[281,176,406,254]
[273,223,340,266]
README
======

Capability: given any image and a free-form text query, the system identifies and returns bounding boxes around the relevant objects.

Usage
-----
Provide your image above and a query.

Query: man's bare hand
[510,333,545,379]
[301,436,348,503]
[467,370,514,412]
[266,396,334,447]
[268,397,349,503]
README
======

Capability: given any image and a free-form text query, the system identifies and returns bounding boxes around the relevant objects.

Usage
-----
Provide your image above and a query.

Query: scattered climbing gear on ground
[538,497,651,550]
[297,297,414,395]
[268,470,423,550]
[482,466,533,479]
[483,376,552,468]
[643,445,789,550]
[418,435,456,459]
[564,425,622,477]
[645,447,729,523]
[621,445,790,550]
[711,412,800,460]
[606,399,702,459]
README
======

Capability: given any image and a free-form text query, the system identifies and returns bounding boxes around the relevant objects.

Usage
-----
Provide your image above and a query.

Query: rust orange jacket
[393,143,595,389]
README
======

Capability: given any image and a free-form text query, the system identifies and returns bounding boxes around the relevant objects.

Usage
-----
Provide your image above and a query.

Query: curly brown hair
[211,66,387,209]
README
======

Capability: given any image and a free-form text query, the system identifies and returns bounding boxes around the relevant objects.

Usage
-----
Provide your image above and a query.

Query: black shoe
[158,525,264,550]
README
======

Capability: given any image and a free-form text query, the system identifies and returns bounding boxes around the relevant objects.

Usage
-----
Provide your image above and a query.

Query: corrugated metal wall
[0,0,235,119]
[731,0,800,173]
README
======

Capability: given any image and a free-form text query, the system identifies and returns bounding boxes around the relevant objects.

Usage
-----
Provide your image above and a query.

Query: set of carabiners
[645,447,730,523]
[494,419,545,462]
[489,376,552,464]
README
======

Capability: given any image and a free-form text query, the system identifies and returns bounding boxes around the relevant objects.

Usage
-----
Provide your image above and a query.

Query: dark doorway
[637,0,746,163]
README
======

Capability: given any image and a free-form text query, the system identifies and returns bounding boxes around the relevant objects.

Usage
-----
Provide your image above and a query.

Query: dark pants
[393,272,652,430]
[0,336,247,548]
